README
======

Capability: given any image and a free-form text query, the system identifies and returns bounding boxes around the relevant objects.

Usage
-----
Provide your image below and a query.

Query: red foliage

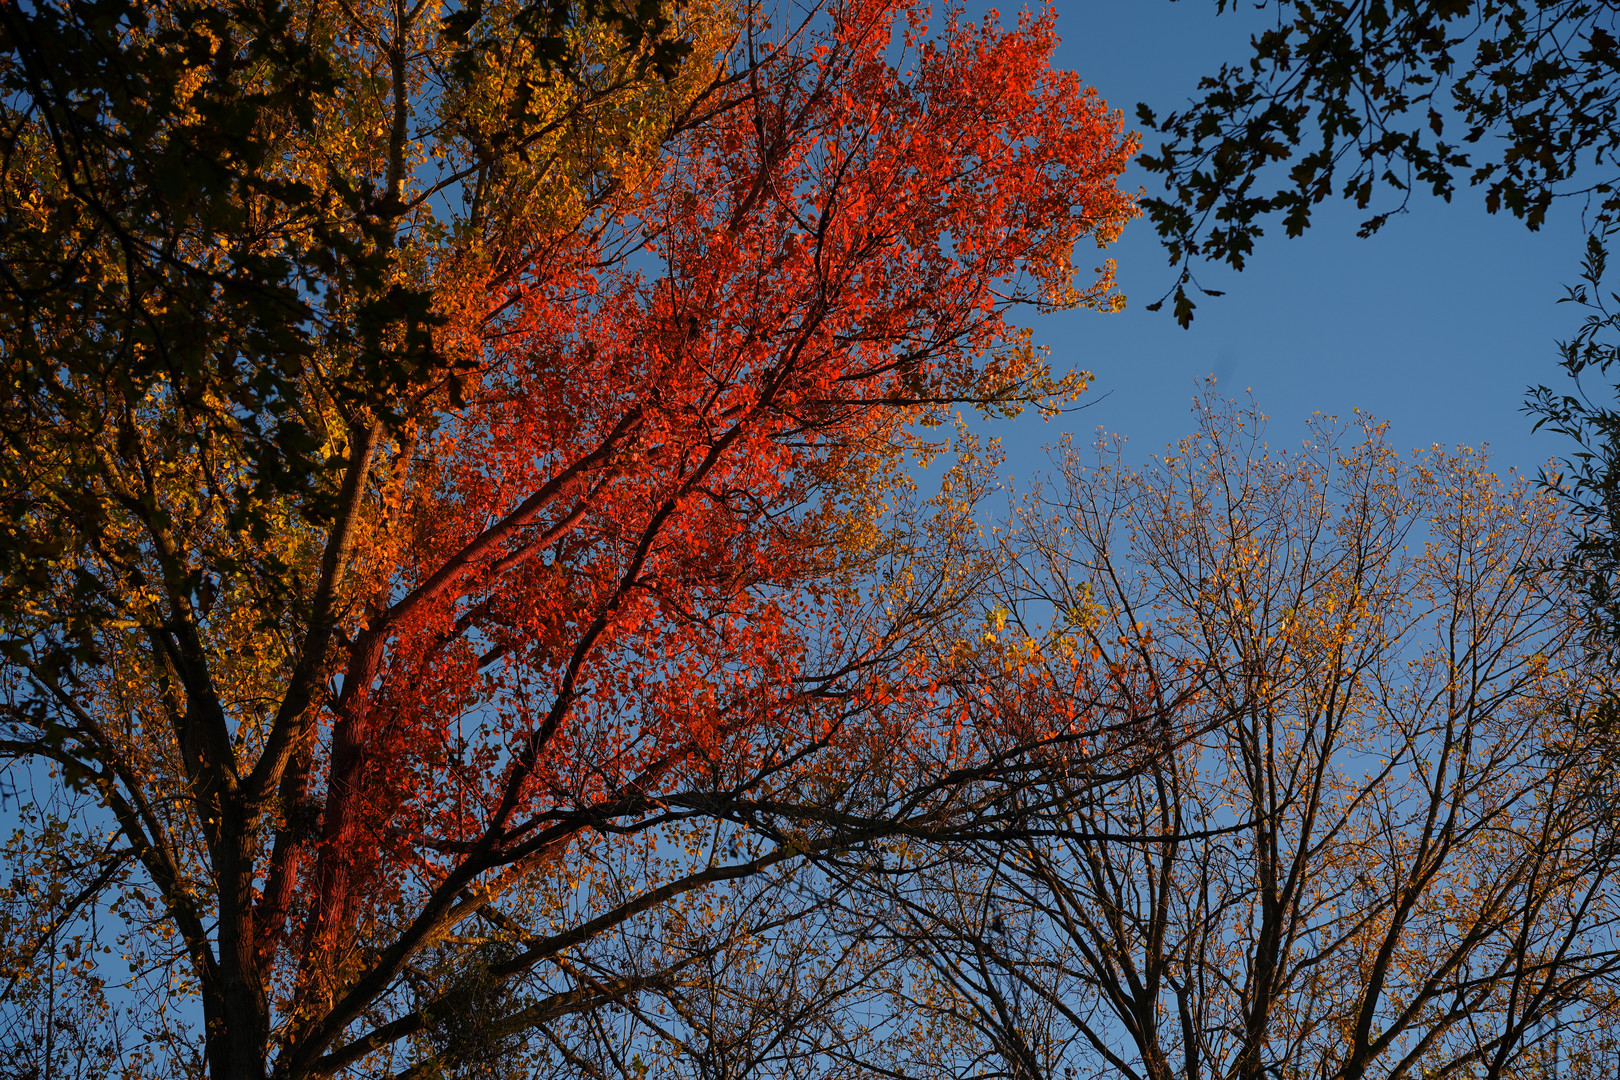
[281,0,1135,1001]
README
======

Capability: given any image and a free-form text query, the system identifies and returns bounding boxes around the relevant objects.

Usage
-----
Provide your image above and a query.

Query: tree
[0,1,1140,1077]
[860,398,1620,1080]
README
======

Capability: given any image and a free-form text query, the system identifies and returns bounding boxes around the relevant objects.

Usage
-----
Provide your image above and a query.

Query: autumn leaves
[0,2,1616,1079]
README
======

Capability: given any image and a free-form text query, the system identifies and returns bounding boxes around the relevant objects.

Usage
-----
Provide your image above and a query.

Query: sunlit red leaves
[298,0,1134,960]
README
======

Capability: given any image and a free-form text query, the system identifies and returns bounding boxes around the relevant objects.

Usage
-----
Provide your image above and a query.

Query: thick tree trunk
[212,818,272,1080]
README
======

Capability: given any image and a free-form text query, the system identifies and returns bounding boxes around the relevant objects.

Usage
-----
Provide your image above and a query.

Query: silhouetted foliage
[1139,0,1620,325]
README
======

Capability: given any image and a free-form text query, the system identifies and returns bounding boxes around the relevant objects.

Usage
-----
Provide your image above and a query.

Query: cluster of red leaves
[295,0,1135,966]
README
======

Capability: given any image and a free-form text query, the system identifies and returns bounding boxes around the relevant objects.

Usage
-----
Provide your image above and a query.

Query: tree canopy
[5,3,1620,1080]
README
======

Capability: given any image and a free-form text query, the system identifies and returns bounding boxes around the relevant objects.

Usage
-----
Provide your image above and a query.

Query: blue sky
[990,0,1597,484]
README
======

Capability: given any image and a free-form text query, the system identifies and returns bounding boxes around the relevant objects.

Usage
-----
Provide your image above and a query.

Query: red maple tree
[2,2,1138,1075]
